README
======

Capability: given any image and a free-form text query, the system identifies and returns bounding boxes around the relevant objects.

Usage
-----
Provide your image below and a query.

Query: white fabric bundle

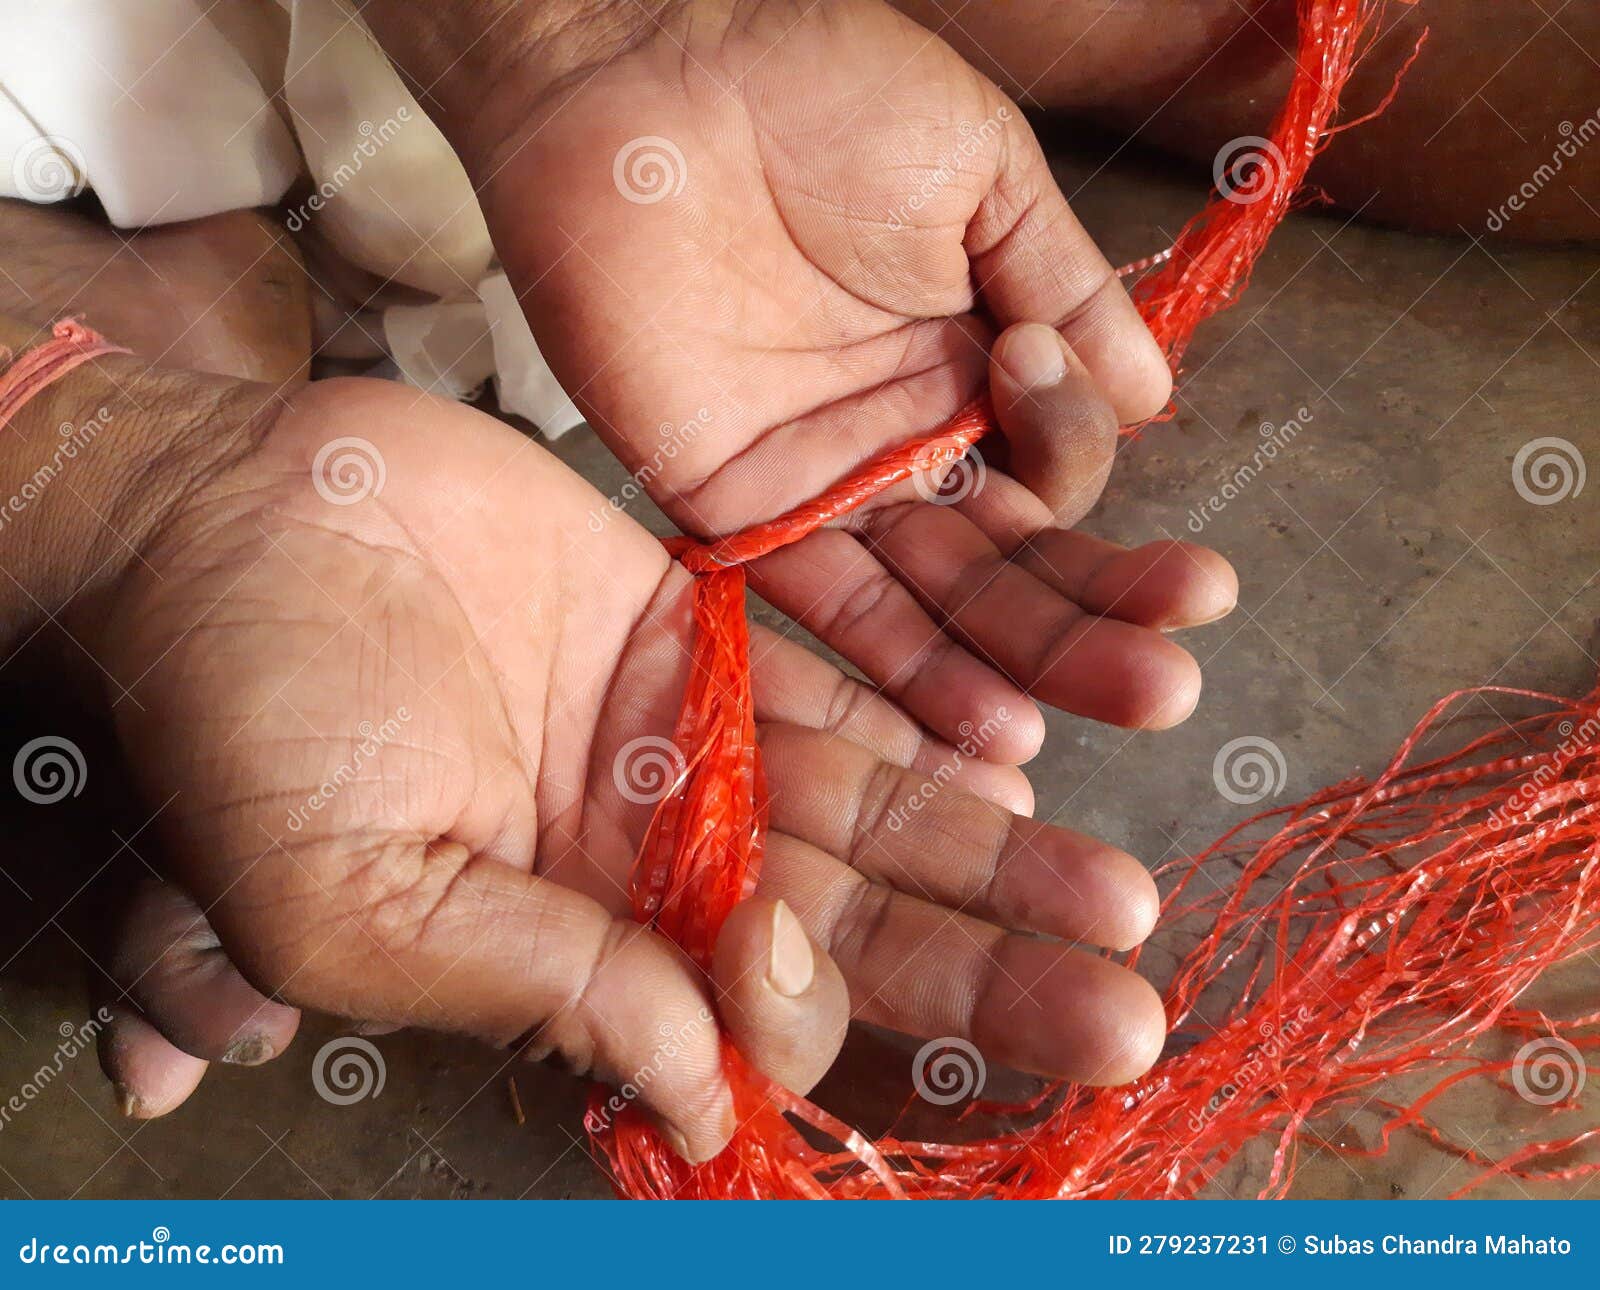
[0,0,584,436]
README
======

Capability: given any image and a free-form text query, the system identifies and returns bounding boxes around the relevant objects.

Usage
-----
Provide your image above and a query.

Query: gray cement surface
[1,147,1594,1200]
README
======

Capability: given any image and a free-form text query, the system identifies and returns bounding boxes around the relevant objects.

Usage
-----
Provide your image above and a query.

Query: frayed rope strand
[582,0,1597,1201]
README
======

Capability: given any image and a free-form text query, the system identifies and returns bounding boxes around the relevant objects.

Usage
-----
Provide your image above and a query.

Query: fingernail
[1164,604,1234,632]
[222,1034,273,1066]
[997,323,1070,391]
[657,1121,695,1163]
[114,1084,141,1118]
[353,1019,403,1036]
[767,900,814,998]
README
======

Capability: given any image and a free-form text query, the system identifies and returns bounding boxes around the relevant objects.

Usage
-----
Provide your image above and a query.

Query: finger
[745,529,1046,761]
[857,500,1202,729]
[217,842,739,1163]
[1017,533,1238,630]
[987,323,1117,527]
[762,724,1156,950]
[109,879,301,1066]
[761,832,1166,1085]
[747,622,1034,815]
[956,475,1239,630]
[96,1003,208,1120]
[968,106,1172,424]
[711,897,850,1097]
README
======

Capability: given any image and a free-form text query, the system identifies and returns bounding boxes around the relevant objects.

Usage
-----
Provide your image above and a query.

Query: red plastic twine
[590,0,1594,1198]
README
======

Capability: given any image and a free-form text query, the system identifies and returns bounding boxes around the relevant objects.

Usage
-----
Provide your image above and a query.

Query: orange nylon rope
[583,0,1599,1199]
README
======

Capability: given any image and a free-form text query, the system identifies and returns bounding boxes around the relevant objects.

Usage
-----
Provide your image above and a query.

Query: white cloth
[0,0,584,436]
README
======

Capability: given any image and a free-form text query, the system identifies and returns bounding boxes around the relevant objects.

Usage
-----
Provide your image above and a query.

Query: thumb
[214,843,741,1163]
[968,106,1172,425]
[710,896,850,1097]
[988,322,1118,528]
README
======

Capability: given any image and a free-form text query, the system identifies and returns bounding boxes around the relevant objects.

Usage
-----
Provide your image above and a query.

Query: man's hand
[363,0,1237,761]
[14,367,1178,1160]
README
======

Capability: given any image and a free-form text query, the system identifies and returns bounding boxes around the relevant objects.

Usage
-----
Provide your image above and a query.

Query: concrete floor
[0,144,1595,1200]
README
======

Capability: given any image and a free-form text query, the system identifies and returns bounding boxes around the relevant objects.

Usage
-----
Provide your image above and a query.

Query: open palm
[94,377,1168,1159]
[475,0,1231,761]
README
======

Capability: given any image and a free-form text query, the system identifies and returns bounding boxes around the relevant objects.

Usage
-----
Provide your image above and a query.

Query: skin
[893,0,1600,243]
[6,0,1578,1166]
[1,293,1235,1158]
[1,0,1271,1158]
[362,0,1231,769]
[0,201,311,383]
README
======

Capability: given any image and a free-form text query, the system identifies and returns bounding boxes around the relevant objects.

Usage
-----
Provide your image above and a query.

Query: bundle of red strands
[588,0,1599,1197]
